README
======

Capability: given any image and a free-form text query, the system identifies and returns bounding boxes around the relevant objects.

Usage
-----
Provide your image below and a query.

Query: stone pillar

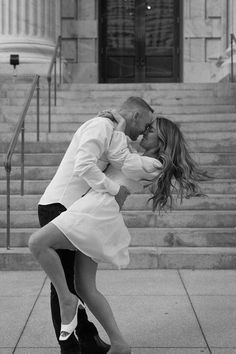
[0,0,60,76]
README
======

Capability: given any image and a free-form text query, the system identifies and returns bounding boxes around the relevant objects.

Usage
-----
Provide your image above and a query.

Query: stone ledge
[2,247,236,270]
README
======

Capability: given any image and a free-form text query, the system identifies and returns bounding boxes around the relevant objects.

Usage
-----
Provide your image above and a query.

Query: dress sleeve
[121,155,162,181]
[73,118,120,195]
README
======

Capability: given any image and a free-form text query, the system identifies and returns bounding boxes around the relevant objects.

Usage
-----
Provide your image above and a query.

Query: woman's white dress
[52,131,162,268]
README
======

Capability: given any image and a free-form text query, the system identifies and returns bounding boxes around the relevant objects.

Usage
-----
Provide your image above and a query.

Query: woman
[29,114,207,354]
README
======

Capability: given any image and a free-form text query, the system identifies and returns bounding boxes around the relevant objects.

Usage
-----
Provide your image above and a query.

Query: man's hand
[115,185,130,210]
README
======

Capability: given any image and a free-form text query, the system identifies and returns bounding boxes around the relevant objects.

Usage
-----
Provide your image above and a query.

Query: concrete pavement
[1,269,236,354]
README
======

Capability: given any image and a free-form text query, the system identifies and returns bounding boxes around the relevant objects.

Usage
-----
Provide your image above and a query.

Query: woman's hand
[110,109,126,132]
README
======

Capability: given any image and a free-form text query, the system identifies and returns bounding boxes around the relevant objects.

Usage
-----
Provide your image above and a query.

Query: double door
[99,0,181,83]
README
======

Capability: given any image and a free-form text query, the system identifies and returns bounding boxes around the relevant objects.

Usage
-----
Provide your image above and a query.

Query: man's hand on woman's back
[115,185,130,210]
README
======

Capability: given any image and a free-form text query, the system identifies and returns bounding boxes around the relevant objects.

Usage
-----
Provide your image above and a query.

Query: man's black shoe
[77,309,110,353]
[60,333,81,354]
[61,349,80,354]
[79,333,110,354]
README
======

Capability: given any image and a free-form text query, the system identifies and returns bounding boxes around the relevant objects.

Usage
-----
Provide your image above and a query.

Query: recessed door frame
[98,0,183,83]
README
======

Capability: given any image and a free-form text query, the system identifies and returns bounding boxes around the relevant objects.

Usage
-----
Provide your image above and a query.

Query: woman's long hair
[147,116,210,212]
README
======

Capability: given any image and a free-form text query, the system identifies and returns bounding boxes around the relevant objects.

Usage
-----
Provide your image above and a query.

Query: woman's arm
[110,109,126,132]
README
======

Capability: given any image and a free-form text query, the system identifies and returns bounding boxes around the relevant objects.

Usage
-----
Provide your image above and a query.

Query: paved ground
[1,269,236,354]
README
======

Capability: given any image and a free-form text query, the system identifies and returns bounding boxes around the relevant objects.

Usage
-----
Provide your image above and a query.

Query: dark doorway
[99,0,181,83]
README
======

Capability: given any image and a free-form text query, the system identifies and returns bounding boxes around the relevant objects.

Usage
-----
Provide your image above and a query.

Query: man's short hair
[121,96,154,113]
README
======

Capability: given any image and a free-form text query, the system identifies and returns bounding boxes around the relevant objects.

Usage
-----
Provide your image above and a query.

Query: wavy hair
[146,116,210,211]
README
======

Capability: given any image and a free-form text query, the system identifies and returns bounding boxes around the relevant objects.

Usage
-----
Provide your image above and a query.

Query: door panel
[101,0,136,82]
[99,0,180,83]
[145,0,177,81]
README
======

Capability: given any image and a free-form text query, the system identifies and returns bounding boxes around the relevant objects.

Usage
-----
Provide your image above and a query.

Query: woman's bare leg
[28,223,78,324]
[74,251,131,354]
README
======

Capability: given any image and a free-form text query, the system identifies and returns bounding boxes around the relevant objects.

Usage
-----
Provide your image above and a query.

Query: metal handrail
[4,74,40,249]
[230,33,236,82]
[47,35,62,132]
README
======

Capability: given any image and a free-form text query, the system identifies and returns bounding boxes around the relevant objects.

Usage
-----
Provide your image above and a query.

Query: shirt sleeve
[73,118,120,195]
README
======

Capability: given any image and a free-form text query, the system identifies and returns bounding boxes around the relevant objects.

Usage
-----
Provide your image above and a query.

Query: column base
[0,37,56,76]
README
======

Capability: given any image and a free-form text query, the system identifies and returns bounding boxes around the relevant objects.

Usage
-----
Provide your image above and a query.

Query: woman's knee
[28,230,46,256]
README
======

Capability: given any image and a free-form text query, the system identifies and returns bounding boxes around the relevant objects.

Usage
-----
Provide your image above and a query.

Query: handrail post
[231,34,234,82]
[54,58,57,106]
[36,76,40,141]
[47,36,62,132]
[59,37,62,85]
[48,76,52,133]
[21,122,25,196]
[5,164,11,250]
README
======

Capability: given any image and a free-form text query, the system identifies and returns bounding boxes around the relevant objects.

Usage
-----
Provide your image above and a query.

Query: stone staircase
[1,81,236,269]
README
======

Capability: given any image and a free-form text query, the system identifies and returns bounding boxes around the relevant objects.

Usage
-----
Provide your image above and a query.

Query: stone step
[0,179,236,194]
[124,210,236,228]
[34,89,236,99]
[0,130,235,145]
[125,194,236,211]
[1,210,236,228]
[2,95,236,107]
[0,132,236,154]
[2,121,236,134]
[2,226,236,247]
[3,103,236,115]
[0,153,63,166]
[0,141,70,154]
[1,82,235,100]
[3,113,236,125]
[1,246,236,270]
[1,194,236,211]
[1,152,236,166]
[1,227,236,248]
[1,82,229,91]
[0,165,236,180]
[129,228,236,248]
[59,82,236,92]
[191,152,236,165]
[0,165,235,180]
[2,87,231,100]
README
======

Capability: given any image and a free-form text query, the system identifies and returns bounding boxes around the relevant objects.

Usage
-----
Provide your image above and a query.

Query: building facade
[0,0,236,82]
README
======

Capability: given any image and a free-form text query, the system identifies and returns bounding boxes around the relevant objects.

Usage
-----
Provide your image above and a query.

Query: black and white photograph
[1,1,236,353]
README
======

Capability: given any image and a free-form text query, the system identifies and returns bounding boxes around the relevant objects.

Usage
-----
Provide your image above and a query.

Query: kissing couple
[29,97,207,354]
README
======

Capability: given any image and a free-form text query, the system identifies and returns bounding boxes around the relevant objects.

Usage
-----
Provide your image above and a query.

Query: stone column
[0,0,60,76]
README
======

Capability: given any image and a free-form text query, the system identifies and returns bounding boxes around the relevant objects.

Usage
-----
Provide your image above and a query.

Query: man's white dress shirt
[39,116,120,208]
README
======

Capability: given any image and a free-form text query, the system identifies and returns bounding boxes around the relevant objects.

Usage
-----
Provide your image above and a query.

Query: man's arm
[73,118,129,208]
[73,118,119,194]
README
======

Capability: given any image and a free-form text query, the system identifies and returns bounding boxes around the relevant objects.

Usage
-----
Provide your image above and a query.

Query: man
[38,96,154,354]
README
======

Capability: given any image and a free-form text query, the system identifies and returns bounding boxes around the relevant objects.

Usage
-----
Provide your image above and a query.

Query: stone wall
[62,0,232,83]
[61,0,98,82]
[183,0,228,82]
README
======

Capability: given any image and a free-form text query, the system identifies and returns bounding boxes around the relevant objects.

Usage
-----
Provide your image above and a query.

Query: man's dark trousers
[38,203,110,354]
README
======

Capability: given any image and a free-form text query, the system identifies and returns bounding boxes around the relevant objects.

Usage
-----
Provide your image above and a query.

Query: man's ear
[132,111,139,121]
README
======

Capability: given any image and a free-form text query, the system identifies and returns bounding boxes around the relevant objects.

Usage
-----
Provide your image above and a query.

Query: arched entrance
[99,0,181,83]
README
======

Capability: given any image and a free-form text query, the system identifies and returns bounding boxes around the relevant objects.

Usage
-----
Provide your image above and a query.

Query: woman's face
[140,118,158,151]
